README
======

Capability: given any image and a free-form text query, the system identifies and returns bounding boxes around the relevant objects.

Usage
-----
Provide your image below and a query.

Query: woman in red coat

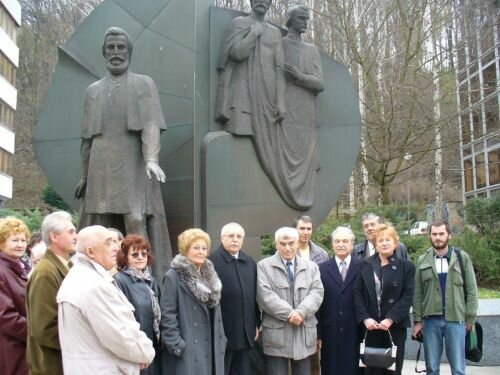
[0,216,30,375]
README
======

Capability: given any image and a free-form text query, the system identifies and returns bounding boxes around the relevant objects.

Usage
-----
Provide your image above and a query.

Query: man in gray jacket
[294,215,329,264]
[257,227,324,375]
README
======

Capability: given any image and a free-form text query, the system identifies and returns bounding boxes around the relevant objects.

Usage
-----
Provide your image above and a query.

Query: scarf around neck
[171,254,222,308]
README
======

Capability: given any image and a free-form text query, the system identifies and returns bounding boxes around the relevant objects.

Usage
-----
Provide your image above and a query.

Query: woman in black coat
[114,234,162,375]
[354,223,415,375]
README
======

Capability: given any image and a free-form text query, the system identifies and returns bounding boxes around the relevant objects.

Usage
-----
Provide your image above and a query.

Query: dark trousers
[266,355,311,375]
[225,348,252,375]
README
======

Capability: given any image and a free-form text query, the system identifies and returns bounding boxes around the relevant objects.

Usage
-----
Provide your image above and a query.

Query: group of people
[0,210,479,375]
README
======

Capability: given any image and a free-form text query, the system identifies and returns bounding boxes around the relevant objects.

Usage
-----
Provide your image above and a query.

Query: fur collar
[171,254,222,307]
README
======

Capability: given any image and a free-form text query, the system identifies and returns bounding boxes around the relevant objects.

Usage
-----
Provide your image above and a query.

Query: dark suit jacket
[354,253,415,328]
[209,244,259,351]
[317,256,362,375]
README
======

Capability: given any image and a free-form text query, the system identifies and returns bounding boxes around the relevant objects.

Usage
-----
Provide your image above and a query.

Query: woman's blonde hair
[0,216,31,248]
[374,223,400,248]
[177,228,211,256]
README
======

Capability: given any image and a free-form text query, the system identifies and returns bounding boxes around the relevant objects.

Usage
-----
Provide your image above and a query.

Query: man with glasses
[209,222,260,375]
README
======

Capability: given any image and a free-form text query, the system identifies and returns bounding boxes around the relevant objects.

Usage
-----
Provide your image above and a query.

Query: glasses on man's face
[223,233,243,239]
[130,251,149,259]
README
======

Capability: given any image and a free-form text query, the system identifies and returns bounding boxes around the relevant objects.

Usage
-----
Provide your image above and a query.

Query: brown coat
[0,252,28,375]
[26,249,69,375]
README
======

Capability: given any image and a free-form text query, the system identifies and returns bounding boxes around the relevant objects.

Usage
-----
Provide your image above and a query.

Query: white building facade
[0,0,20,207]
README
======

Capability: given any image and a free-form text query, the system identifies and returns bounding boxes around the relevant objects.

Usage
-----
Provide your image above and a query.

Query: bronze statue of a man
[75,27,171,274]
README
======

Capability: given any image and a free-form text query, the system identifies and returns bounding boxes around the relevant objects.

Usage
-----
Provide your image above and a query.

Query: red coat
[0,252,28,375]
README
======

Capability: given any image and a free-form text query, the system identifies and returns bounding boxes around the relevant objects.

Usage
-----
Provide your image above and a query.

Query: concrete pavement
[402,361,500,374]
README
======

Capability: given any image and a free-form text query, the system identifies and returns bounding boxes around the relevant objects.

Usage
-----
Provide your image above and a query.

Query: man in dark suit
[353,213,409,259]
[317,226,362,375]
[209,222,260,375]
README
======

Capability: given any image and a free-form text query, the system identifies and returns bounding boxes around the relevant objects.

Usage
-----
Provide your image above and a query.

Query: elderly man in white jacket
[257,227,324,375]
[57,225,154,374]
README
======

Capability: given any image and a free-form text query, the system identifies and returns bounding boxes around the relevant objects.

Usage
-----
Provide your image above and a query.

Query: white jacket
[57,254,155,374]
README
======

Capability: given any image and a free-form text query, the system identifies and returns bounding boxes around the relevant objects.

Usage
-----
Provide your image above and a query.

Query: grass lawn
[479,288,500,299]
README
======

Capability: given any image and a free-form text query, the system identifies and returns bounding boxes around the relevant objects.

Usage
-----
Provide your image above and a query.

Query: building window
[482,63,497,98]
[0,148,12,176]
[464,158,473,192]
[475,152,486,189]
[472,107,483,140]
[0,51,16,86]
[0,3,17,43]
[461,113,471,144]
[0,99,14,130]
[488,148,500,186]
[485,96,499,134]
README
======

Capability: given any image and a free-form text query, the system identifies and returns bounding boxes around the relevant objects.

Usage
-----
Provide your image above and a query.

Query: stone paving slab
[402,361,500,374]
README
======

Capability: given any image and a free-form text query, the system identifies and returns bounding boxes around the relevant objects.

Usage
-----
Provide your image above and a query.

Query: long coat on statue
[317,256,362,375]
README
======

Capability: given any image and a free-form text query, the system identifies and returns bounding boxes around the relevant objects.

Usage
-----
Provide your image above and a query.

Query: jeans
[423,316,466,375]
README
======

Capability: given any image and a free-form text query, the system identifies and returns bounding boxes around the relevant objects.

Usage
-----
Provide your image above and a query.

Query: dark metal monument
[34,0,361,269]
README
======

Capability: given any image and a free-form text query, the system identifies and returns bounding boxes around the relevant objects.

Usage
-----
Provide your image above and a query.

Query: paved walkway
[402,362,500,374]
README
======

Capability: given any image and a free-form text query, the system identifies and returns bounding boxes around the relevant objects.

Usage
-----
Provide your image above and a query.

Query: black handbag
[465,321,483,362]
[359,329,397,370]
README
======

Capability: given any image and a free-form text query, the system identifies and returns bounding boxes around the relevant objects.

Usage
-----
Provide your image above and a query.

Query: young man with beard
[413,221,478,375]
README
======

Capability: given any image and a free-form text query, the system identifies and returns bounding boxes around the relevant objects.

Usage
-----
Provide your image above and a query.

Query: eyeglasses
[130,251,149,258]
[223,233,244,239]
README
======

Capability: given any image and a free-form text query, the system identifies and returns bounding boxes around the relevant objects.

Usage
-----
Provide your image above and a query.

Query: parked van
[407,221,428,236]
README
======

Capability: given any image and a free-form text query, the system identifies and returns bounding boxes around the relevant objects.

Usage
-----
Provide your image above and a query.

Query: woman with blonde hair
[0,216,31,375]
[354,223,415,375]
[161,228,226,375]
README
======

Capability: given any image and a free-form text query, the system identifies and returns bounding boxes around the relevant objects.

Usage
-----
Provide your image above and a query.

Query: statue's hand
[276,104,286,125]
[74,178,87,200]
[146,161,166,183]
[284,63,301,80]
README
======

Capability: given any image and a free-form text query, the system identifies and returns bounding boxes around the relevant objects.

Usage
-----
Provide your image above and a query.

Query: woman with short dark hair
[114,234,161,375]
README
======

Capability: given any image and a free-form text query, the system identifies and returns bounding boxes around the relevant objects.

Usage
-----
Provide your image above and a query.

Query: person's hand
[364,318,379,331]
[317,339,322,350]
[139,364,149,370]
[254,327,260,341]
[275,104,286,125]
[74,178,87,200]
[378,318,393,331]
[466,322,472,332]
[146,161,166,183]
[288,311,304,326]
[412,322,423,338]
[250,22,263,37]
[284,63,301,80]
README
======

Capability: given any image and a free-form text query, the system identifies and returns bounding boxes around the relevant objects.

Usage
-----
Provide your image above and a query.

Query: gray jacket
[160,257,226,375]
[257,253,324,360]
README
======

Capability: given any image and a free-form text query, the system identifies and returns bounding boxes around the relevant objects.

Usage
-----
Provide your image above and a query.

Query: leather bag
[359,330,397,371]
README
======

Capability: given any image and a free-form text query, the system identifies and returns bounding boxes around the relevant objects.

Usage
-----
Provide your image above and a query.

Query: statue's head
[286,5,310,33]
[250,0,272,16]
[101,27,133,76]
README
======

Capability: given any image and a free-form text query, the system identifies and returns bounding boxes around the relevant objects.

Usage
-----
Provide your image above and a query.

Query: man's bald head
[76,226,119,270]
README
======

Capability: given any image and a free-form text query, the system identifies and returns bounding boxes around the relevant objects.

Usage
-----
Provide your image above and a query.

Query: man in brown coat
[26,211,77,375]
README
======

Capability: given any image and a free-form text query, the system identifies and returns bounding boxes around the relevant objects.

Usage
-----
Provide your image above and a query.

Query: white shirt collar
[335,254,351,268]
[280,256,295,267]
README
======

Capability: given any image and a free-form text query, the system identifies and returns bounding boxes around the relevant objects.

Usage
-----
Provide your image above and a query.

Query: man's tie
[340,260,347,281]
[286,261,294,283]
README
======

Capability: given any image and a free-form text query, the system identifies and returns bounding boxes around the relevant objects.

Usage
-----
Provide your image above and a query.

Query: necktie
[340,261,347,281]
[286,261,294,283]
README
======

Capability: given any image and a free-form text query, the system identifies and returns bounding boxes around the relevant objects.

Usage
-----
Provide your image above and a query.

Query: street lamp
[404,153,412,222]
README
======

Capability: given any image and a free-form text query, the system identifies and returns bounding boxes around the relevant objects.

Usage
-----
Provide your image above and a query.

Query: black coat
[353,240,409,260]
[354,254,415,375]
[317,256,362,375]
[209,244,259,351]
[114,271,162,375]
